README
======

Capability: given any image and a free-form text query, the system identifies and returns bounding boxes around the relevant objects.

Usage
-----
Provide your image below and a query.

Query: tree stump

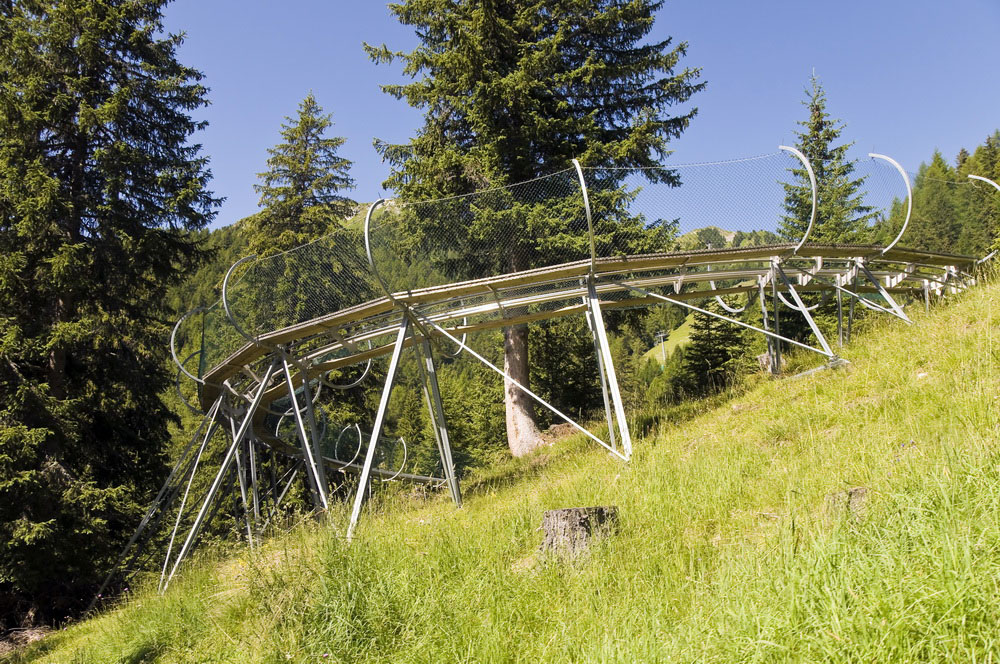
[540,506,618,558]
[825,487,868,522]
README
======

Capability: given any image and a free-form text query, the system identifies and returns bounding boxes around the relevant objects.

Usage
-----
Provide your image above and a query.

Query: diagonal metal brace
[620,282,835,359]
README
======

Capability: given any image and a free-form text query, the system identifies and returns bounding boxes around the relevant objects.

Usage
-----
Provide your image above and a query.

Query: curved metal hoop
[445,316,468,358]
[708,268,749,313]
[776,287,831,312]
[321,341,374,390]
[871,153,912,254]
[380,437,408,483]
[176,351,205,414]
[222,255,261,345]
[968,174,1000,193]
[779,145,818,254]
[171,306,208,385]
[333,424,363,471]
[571,158,597,275]
[363,199,396,300]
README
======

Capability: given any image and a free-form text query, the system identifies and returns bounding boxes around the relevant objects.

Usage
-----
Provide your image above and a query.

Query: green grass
[643,313,694,365]
[9,280,1000,663]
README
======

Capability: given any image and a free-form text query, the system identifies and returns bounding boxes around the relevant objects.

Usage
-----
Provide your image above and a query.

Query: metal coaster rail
[94,149,997,597]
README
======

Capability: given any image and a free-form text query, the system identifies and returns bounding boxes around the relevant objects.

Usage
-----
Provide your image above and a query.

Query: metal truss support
[836,287,844,347]
[282,356,329,511]
[586,279,633,460]
[772,261,834,357]
[415,311,627,461]
[347,316,411,542]
[583,292,617,451]
[621,282,835,360]
[416,337,462,506]
[164,359,278,590]
[159,399,223,591]
[854,259,912,324]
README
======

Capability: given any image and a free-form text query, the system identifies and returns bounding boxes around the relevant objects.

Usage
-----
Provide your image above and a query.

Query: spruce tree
[678,300,746,396]
[779,76,876,245]
[366,0,703,456]
[0,0,216,624]
[249,93,355,256]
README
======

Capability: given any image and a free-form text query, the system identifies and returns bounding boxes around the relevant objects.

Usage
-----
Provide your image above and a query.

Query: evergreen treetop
[779,75,875,245]
[366,0,704,195]
[250,92,354,255]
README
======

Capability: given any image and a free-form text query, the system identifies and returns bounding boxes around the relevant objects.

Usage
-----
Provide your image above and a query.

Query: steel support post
[757,280,778,374]
[771,265,782,372]
[347,316,410,541]
[164,359,278,589]
[248,437,260,523]
[923,280,930,313]
[416,337,462,506]
[836,287,844,347]
[586,278,633,460]
[282,357,329,511]
[230,433,254,548]
[295,358,330,493]
[582,291,617,451]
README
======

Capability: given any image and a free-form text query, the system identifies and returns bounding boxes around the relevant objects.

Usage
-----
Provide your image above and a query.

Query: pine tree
[779,76,876,245]
[366,0,703,456]
[249,93,354,256]
[679,300,746,395]
[0,0,216,624]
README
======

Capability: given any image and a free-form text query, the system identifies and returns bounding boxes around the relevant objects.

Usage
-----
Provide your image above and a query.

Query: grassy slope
[11,280,1000,663]
[643,313,694,365]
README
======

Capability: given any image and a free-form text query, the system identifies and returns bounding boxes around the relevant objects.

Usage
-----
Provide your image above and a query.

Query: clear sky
[162,0,1000,228]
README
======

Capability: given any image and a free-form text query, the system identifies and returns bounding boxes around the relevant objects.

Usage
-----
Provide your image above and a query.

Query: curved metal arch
[571,158,597,275]
[968,174,1000,193]
[779,145,818,254]
[333,423,363,471]
[222,254,261,345]
[363,199,395,300]
[175,351,205,414]
[380,437,408,483]
[776,287,832,312]
[871,153,913,254]
[321,340,375,390]
[171,306,208,385]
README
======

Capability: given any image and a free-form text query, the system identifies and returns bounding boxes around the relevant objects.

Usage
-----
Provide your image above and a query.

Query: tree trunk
[503,323,543,457]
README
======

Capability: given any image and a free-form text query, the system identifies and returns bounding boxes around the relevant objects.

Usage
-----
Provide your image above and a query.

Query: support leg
[282,357,329,511]
[583,293,617,451]
[417,337,461,506]
[836,287,844,347]
[347,316,410,541]
[587,278,633,460]
[164,360,278,589]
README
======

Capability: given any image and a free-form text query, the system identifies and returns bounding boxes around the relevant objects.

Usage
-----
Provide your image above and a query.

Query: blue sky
[163,0,1000,228]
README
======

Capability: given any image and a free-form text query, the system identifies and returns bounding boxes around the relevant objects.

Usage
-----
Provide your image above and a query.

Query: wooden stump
[825,487,868,522]
[540,506,618,558]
